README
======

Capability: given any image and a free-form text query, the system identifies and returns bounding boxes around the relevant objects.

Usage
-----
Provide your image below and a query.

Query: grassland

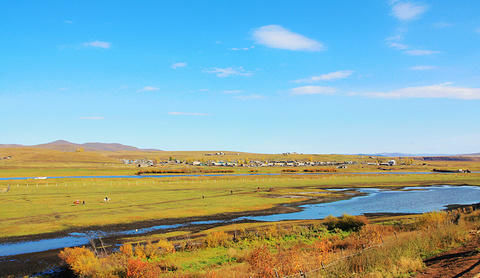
[57,210,480,277]
[1,172,479,239]
[1,148,480,277]
[1,147,480,178]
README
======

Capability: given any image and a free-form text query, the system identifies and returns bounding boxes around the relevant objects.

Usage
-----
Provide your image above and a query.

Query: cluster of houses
[122,158,368,168]
[122,155,398,168]
[122,159,155,167]
[205,152,228,156]
[367,160,397,166]
[0,155,12,160]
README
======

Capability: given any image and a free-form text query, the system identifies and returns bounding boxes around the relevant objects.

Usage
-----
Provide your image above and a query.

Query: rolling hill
[0,140,161,152]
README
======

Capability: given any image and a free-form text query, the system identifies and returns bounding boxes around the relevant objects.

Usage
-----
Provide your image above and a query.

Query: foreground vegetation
[1,173,479,238]
[58,208,480,277]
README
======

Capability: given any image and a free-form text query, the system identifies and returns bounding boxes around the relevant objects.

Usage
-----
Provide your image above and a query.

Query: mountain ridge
[0,140,162,152]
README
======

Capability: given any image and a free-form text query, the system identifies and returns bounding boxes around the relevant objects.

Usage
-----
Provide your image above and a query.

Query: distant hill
[356,153,452,157]
[0,140,162,152]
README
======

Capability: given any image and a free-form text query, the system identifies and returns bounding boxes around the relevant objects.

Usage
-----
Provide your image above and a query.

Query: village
[122,157,397,168]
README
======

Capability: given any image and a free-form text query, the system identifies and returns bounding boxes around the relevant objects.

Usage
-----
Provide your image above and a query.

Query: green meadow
[1,173,479,238]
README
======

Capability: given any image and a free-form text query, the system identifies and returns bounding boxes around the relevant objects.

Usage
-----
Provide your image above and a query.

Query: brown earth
[416,232,480,278]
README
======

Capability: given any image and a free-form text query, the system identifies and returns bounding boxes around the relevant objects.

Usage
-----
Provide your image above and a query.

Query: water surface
[1,185,479,257]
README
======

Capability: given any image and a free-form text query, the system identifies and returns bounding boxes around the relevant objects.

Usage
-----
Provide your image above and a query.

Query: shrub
[246,246,275,277]
[155,239,175,254]
[120,243,134,257]
[324,214,368,232]
[281,169,298,173]
[59,247,101,277]
[417,211,448,229]
[127,258,162,278]
[303,168,337,173]
[205,231,231,247]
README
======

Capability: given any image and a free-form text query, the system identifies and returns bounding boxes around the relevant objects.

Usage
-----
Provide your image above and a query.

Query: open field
[1,147,480,178]
[1,148,480,277]
[1,172,479,239]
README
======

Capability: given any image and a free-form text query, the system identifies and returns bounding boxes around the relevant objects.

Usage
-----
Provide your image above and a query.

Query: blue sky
[1,0,479,154]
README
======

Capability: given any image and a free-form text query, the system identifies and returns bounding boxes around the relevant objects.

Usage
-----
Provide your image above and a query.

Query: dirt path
[416,233,480,278]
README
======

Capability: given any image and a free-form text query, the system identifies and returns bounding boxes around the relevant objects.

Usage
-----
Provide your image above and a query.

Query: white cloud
[231,46,255,51]
[138,86,159,92]
[80,116,104,120]
[171,62,187,69]
[291,86,337,95]
[223,90,242,94]
[204,67,252,77]
[405,49,440,56]
[83,41,111,49]
[410,65,436,71]
[391,2,428,21]
[387,41,409,50]
[168,112,209,116]
[294,70,353,83]
[365,83,480,100]
[386,34,404,42]
[234,94,264,100]
[252,25,324,51]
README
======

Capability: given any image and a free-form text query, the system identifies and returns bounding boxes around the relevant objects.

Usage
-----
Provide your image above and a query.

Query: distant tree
[76,147,84,152]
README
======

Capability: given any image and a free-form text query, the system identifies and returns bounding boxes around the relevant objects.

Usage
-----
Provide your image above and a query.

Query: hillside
[0,140,161,152]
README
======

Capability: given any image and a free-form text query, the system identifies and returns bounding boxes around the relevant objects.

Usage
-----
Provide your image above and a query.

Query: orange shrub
[246,246,275,277]
[120,243,134,257]
[59,247,100,276]
[127,259,162,278]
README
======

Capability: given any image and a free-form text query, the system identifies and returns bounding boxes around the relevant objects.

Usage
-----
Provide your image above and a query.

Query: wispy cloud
[80,116,105,120]
[433,22,453,28]
[476,27,480,34]
[231,46,255,51]
[387,41,409,50]
[385,32,440,55]
[168,112,209,116]
[223,90,243,94]
[204,67,252,77]
[171,62,187,69]
[138,86,159,92]
[294,70,353,83]
[82,41,111,49]
[391,2,428,21]
[291,86,337,95]
[252,25,324,51]
[405,49,440,56]
[234,94,264,100]
[410,65,436,71]
[364,83,480,100]
[64,20,73,24]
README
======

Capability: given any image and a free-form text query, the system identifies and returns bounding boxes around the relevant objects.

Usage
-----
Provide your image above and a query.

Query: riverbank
[1,185,480,276]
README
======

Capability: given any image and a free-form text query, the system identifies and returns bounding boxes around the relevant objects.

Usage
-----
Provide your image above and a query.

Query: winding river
[1,185,479,257]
